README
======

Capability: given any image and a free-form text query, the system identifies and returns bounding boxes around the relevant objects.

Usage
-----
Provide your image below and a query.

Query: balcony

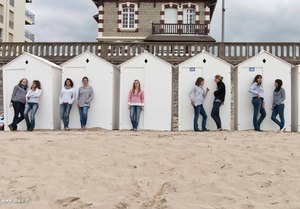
[152,23,209,35]
[25,9,35,25]
[25,30,34,42]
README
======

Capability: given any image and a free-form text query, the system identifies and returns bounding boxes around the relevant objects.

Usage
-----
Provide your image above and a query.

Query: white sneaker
[280,127,286,132]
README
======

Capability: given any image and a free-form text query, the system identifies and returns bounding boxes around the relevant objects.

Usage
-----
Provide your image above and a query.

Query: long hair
[32,80,41,89]
[19,78,28,85]
[253,74,262,85]
[132,80,141,93]
[64,78,74,87]
[195,77,204,86]
[275,79,283,92]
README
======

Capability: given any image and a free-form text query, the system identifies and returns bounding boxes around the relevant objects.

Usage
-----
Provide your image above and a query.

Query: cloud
[26,0,98,42]
[27,0,300,42]
[211,0,300,42]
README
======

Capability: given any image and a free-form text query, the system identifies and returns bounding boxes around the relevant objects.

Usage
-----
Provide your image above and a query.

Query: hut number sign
[249,67,256,72]
[189,67,196,72]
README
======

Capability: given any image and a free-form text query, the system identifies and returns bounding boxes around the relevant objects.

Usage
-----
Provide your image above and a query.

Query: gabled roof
[118,50,174,68]
[237,50,294,67]
[178,50,233,67]
[1,52,61,70]
[61,51,117,68]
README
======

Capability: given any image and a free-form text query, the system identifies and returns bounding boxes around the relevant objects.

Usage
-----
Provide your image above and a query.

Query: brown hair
[132,80,141,93]
[19,78,28,85]
[32,80,41,89]
[215,75,223,81]
[253,74,262,85]
[195,77,204,86]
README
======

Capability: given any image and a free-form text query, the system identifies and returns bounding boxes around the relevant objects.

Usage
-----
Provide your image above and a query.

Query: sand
[0,130,299,209]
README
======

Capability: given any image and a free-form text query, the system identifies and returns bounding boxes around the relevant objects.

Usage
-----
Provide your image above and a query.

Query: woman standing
[24,80,42,131]
[211,75,226,131]
[271,79,286,132]
[189,77,210,132]
[60,78,76,131]
[77,77,94,130]
[128,80,144,131]
[8,78,28,131]
[249,75,266,131]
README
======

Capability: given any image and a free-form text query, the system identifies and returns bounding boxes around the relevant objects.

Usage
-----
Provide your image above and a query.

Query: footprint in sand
[141,182,176,209]
[55,197,93,208]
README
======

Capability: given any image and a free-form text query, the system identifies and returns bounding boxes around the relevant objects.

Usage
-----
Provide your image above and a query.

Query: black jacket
[214,81,226,102]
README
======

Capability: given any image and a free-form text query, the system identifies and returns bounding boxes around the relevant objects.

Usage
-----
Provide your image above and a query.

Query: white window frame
[122,6,135,29]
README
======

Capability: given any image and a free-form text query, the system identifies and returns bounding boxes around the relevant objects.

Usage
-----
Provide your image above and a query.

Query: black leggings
[11,101,25,129]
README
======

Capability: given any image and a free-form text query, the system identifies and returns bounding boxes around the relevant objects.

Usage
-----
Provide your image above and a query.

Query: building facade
[92,0,217,42]
[0,0,35,42]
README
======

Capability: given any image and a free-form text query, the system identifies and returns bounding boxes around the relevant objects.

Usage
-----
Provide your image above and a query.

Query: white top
[60,87,76,104]
[26,88,42,104]
[249,82,264,98]
[189,85,206,106]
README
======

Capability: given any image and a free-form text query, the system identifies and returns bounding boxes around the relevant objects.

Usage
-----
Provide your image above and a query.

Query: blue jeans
[194,104,207,131]
[60,103,72,128]
[130,106,142,129]
[211,101,222,129]
[252,98,266,131]
[24,103,39,131]
[78,106,89,127]
[271,104,285,129]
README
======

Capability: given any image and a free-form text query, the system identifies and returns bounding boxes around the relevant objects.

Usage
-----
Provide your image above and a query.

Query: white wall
[62,52,119,130]
[291,66,299,132]
[119,52,173,131]
[236,52,292,131]
[3,54,61,131]
[178,52,232,131]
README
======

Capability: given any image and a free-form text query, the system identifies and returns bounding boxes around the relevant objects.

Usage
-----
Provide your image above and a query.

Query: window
[183,9,196,24]
[0,5,3,23]
[9,11,14,29]
[0,28,3,42]
[9,33,13,42]
[9,0,14,7]
[122,6,135,29]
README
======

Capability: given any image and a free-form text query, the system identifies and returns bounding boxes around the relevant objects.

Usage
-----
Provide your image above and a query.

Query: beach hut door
[238,67,263,130]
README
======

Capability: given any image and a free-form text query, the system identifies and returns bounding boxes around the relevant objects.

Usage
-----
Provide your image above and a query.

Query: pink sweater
[128,90,144,106]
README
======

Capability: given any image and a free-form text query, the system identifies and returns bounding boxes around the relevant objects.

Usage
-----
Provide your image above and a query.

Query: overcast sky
[27,0,300,42]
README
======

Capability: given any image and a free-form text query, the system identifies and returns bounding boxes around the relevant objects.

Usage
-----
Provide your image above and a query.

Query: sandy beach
[0,130,299,209]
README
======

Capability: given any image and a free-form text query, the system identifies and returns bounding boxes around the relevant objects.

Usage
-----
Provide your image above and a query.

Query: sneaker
[194,129,201,132]
[216,128,223,131]
[133,129,137,131]
[280,127,286,132]
[8,124,14,131]
[130,129,134,131]
[202,129,210,132]
[64,127,69,131]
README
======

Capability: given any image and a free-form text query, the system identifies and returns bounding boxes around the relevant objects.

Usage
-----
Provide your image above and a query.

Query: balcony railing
[152,23,209,35]
[25,30,35,42]
[0,42,300,65]
[25,9,35,24]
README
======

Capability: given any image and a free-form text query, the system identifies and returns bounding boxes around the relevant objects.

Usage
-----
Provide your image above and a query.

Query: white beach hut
[178,50,232,131]
[235,50,293,131]
[2,52,62,131]
[119,51,173,131]
[292,66,300,132]
[61,51,120,130]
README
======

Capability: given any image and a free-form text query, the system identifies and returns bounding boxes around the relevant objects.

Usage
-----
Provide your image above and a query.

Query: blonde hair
[215,75,223,81]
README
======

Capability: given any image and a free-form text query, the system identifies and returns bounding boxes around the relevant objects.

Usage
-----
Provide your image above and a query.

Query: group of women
[188,74,286,132]
[9,77,94,131]
[8,74,286,132]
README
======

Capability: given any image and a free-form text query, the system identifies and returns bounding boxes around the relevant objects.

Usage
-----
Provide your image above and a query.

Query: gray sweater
[77,86,94,107]
[273,88,285,107]
[11,84,27,104]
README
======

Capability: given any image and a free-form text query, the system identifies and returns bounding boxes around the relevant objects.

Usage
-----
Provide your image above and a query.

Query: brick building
[92,0,217,42]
